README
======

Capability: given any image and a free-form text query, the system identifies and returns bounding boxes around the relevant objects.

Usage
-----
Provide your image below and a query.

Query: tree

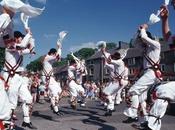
[106,42,117,50]
[73,48,95,59]
[26,56,43,72]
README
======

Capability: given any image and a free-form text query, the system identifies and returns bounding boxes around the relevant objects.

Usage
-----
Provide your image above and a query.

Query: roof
[124,48,142,58]
[87,42,130,60]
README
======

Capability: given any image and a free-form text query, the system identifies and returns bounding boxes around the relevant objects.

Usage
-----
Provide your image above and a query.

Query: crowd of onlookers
[22,73,128,106]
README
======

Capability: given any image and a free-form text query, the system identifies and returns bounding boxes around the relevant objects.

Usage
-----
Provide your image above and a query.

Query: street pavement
[14,98,175,130]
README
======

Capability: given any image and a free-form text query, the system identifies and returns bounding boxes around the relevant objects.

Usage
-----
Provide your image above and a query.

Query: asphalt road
[14,98,175,130]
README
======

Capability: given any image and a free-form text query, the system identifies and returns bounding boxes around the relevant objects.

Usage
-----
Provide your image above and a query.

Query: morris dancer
[123,24,161,124]
[0,0,43,129]
[139,1,175,130]
[100,42,128,116]
[140,81,175,130]
[1,29,37,129]
[67,57,87,109]
[41,31,67,116]
[71,52,87,105]
[0,1,15,129]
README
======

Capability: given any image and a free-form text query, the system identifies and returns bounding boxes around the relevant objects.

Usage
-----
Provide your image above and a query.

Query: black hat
[48,48,57,55]
[14,31,25,38]
[111,52,121,59]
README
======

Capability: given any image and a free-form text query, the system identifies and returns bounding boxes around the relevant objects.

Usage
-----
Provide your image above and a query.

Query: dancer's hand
[160,5,169,21]
[139,24,148,30]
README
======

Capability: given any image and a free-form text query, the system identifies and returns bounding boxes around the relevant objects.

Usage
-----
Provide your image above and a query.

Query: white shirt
[111,59,126,78]
[43,48,61,75]
[140,29,161,69]
[3,33,32,72]
[68,65,76,79]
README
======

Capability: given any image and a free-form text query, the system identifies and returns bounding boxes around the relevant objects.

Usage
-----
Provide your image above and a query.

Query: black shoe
[139,122,152,130]
[140,121,148,128]
[53,111,64,116]
[122,117,138,123]
[22,122,37,129]
[104,110,112,116]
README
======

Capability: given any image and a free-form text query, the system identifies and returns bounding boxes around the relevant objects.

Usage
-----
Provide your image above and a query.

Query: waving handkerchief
[57,31,68,47]
[0,0,45,17]
[20,13,29,29]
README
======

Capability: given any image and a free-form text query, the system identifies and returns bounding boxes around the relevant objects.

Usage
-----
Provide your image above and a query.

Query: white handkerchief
[97,41,106,48]
[59,31,68,41]
[20,13,29,29]
[57,31,68,47]
[0,0,45,17]
[148,13,160,25]
[165,0,170,6]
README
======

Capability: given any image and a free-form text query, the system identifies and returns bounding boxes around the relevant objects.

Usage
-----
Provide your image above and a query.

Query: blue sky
[13,0,175,65]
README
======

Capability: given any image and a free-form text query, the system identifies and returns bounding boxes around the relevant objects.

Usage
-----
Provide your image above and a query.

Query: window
[89,67,94,75]
[90,60,94,65]
[128,58,135,65]
[160,64,165,72]
[129,68,134,75]
[105,68,110,75]
[161,53,165,59]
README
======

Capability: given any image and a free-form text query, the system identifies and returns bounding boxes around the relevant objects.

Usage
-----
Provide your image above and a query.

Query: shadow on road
[32,111,55,121]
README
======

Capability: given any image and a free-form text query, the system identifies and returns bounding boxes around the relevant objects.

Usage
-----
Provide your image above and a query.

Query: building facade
[54,41,175,84]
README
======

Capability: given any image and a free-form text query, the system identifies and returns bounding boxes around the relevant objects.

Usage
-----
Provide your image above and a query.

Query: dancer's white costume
[0,11,13,123]
[146,81,175,130]
[102,51,128,111]
[1,32,35,124]
[115,66,129,105]
[67,58,86,106]
[124,28,161,120]
[41,45,62,113]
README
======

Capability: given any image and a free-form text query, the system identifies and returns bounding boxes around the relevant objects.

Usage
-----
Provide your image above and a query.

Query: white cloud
[69,42,97,52]
[34,0,47,4]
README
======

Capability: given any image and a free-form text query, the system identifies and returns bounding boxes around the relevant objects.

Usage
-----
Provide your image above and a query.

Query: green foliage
[53,58,67,67]
[106,42,117,50]
[26,56,43,72]
[73,48,95,59]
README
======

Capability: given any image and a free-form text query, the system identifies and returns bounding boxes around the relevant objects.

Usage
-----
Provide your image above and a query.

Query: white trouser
[2,72,32,110]
[42,76,62,112]
[146,81,175,130]
[2,72,33,123]
[124,95,139,118]
[115,84,127,104]
[68,80,85,97]
[19,77,33,123]
[0,80,11,120]
[147,99,168,130]
[125,69,157,118]
[107,95,115,110]
[104,80,128,110]
[42,76,62,97]
[129,69,157,95]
